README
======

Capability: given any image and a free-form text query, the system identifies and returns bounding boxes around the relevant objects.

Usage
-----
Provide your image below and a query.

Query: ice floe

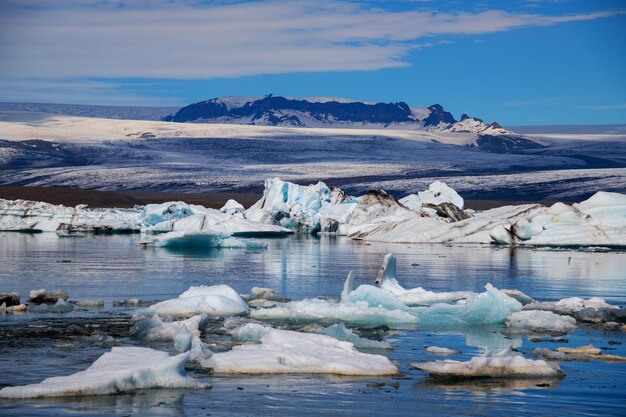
[412,347,563,379]
[28,299,75,314]
[147,285,250,317]
[426,346,460,355]
[505,310,577,334]
[523,296,625,324]
[204,323,397,375]
[533,345,626,362]
[0,347,206,398]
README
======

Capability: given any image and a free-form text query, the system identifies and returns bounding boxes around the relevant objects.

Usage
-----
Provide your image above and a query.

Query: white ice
[205,323,397,375]
[130,313,208,341]
[505,310,577,333]
[399,180,464,210]
[425,346,459,355]
[0,347,207,398]
[411,347,563,379]
[147,284,249,317]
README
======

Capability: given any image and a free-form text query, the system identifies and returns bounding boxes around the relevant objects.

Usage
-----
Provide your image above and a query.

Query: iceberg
[399,180,464,210]
[28,299,74,314]
[505,310,577,334]
[204,323,397,375]
[414,284,523,327]
[140,201,196,226]
[523,296,625,324]
[489,191,626,247]
[411,347,563,379]
[147,284,249,317]
[0,347,207,398]
[374,253,475,306]
[0,198,142,233]
[220,199,245,216]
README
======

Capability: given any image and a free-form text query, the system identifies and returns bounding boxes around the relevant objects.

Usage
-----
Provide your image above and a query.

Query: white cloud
[0,1,622,80]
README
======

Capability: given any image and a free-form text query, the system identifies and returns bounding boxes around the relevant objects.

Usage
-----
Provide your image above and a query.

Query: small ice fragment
[426,346,459,355]
[323,323,391,350]
[533,345,626,362]
[28,299,74,314]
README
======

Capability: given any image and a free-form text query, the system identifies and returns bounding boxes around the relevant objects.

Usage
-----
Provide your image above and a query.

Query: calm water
[0,232,625,416]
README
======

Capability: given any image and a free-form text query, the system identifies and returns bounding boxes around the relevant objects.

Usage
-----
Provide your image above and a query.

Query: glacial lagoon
[0,232,625,416]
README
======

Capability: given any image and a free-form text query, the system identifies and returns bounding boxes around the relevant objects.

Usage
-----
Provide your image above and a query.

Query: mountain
[163,95,514,135]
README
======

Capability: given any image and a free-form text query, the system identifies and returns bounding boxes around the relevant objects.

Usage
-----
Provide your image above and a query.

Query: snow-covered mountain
[163,95,514,135]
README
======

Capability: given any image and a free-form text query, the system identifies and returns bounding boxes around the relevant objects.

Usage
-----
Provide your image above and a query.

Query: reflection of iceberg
[0,347,207,398]
[138,231,267,249]
[205,323,397,375]
[437,325,523,352]
[412,347,563,379]
[148,285,249,317]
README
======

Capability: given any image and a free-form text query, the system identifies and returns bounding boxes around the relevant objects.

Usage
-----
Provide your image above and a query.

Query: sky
[0,0,624,125]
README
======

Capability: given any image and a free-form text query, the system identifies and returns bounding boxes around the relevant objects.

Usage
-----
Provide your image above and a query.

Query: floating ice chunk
[340,271,355,301]
[524,296,624,323]
[505,311,577,333]
[426,346,459,355]
[411,347,563,379]
[204,323,397,375]
[28,299,74,314]
[251,298,418,328]
[130,313,208,341]
[400,180,464,210]
[374,254,475,306]
[73,299,105,307]
[416,284,522,327]
[148,284,249,317]
[533,345,626,362]
[0,347,207,398]
[323,323,391,350]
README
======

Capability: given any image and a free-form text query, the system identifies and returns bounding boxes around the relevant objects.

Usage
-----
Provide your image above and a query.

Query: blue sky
[0,0,624,125]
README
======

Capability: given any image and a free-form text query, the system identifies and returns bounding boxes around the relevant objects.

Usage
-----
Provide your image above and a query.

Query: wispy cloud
[0,1,622,80]
[587,103,626,110]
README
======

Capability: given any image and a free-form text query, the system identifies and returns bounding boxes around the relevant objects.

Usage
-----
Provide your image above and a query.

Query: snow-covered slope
[163,95,518,136]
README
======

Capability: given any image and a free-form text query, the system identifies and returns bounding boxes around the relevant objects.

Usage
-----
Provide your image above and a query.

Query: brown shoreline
[0,185,567,210]
[0,186,261,209]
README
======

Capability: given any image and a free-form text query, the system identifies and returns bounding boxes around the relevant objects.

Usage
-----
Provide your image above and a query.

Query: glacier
[0,347,207,398]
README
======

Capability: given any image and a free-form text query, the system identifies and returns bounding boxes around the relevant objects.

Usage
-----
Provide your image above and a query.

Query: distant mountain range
[164,95,511,135]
